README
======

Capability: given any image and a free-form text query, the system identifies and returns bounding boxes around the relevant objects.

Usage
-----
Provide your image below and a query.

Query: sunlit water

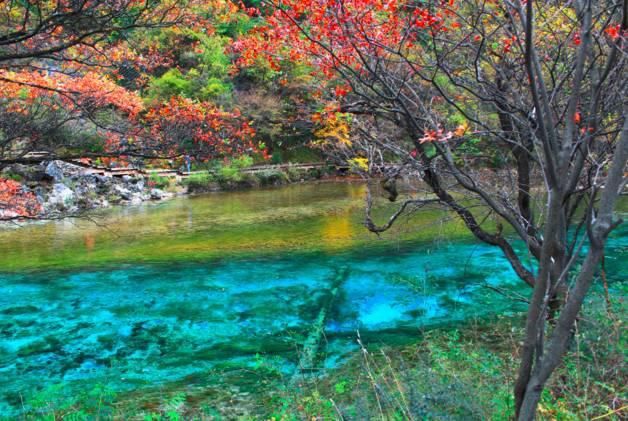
[0,182,625,415]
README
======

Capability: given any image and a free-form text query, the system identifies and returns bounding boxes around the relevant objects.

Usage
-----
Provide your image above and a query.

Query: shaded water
[0,182,625,415]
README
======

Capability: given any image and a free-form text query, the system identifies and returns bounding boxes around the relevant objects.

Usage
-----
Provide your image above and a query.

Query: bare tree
[252,0,627,418]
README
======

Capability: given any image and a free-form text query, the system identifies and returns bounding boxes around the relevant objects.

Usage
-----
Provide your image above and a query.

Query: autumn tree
[0,0,186,67]
[0,0,260,218]
[0,0,168,159]
[233,0,627,418]
[141,97,257,160]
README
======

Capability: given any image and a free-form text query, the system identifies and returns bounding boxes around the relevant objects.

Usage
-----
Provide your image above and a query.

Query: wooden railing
[76,161,349,178]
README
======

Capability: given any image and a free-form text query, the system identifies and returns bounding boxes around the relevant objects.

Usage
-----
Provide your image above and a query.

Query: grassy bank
[143,157,337,195]
[13,287,625,420]
[255,287,625,420]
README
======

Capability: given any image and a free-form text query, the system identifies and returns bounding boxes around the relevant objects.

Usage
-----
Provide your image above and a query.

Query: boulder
[47,183,75,207]
[129,194,143,206]
[129,178,145,193]
[44,160,84,182]
[94,174,110,184]
[34,186,47,204]
[113,184,133,200]
[150,188,165,200]
[74,180,97,196]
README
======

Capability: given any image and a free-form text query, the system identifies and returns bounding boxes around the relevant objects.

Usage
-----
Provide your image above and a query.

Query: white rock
[114,184,133,200]
[44,160,84,182]
[150,188,165,200]
[48,183,75,206]
[129,194,143,205]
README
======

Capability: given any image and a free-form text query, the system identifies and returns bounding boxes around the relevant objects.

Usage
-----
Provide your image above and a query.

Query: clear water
[0,182,625,415]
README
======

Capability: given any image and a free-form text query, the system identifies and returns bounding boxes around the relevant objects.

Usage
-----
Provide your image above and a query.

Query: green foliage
[285,166,306,182]
[216,12,256,37]
[252,352,284,378]
[202,76,231,99]
[147,69,192,100]
[194,33,231,77]
[26,383,117,419]
[213,156,253,187]
[456,137,482,156]
[148,174,170,189]
[183,171,216,192]
[447,112,467,126]
[218,165,243,184]
[145,31,234,102]
[3,172,23,182]
[334,380,348,394]
[254,169,288,186]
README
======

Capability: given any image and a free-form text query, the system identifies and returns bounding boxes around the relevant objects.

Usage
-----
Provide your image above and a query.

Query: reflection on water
[0,182,625,415]
[0,182,479,271]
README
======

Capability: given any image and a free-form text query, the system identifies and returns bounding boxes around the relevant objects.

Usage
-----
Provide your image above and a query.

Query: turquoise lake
[0,182,625,415]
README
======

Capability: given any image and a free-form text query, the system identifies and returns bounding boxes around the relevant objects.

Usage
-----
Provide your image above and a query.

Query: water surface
[0,182,625,415]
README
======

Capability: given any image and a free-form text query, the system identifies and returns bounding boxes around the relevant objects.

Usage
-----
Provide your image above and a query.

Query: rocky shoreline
[2,160,177,220]
[1,160,346,221]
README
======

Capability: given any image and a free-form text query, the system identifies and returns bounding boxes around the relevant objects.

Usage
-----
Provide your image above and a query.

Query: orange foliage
[0,178,41,219]
[143,97,257,158]
[0,70,144,118]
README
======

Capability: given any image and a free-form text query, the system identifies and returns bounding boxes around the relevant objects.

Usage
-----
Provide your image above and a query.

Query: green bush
[270,151,284,165]
[307,167,323,179]
[214,156,254,187]
[217,165,242,183]
[255,169,288,186]
[286,166,311,182]
[147,69,192,100]
[147,174,170,189]
[183,172,216,192]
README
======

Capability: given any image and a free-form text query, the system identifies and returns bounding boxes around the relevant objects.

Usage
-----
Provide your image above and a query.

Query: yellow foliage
[348,157,369,171]
[454,121,469,137]
[314,117,351,146]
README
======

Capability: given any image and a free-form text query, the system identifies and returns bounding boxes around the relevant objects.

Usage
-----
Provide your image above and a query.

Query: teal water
[0,182,625,415]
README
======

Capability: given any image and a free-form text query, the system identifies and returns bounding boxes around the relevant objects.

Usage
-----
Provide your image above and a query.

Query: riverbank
[0,159,348,221]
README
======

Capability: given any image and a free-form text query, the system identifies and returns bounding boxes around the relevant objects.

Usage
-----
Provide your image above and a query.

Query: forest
[0,0,626,420]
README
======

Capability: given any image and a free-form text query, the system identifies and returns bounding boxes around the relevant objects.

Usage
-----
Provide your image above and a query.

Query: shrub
[215,156,254,187]
[285,166,306,182]
[147,174,170,189]
[255,169,288,186]
[217,165,242,183]
[307,167,323,179]
[147,69,191,100]
[183,172,216,192]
